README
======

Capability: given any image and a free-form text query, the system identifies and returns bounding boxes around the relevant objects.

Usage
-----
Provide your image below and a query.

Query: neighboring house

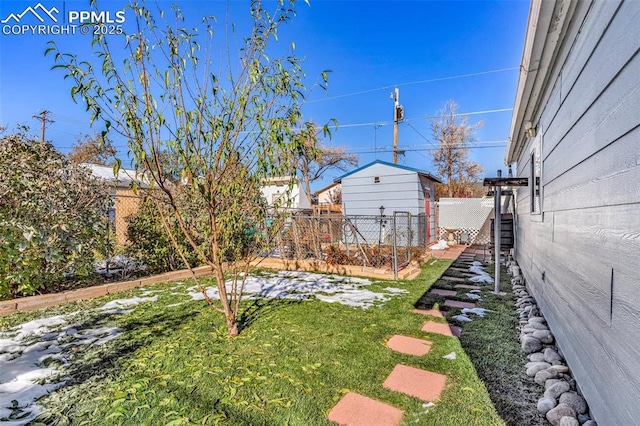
[334,160,441,243]
[313,182,342,215]
[83,163,149,246]
[314,182,341,205]
[260,176,311,211]
[506,1,640,424]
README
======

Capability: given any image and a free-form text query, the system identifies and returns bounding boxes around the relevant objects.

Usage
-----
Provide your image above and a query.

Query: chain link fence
[99,194,427,278]
[267,212,428,278]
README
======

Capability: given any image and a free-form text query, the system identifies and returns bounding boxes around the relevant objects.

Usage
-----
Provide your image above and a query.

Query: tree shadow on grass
[238,297,302,332]
[52,308,195,387]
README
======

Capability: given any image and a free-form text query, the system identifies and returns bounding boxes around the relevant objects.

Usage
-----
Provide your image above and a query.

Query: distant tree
[430,100,484,198]
[296,125,358,204]
[68,132,116,166]
[48,0,332,336]
[328,186,342,205]
[0,132,109,299]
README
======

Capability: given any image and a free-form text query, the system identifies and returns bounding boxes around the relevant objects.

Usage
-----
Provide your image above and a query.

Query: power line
[306,67,518,103]
[330,107,512,130]
[347,144,507,155]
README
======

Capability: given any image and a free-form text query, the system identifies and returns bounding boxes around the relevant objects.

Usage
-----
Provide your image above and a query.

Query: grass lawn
[1,260,505,425]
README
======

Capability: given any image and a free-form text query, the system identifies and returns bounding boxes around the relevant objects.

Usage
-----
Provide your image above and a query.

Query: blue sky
[0,0,529,190]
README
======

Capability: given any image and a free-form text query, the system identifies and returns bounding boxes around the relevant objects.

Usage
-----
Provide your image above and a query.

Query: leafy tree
[48,0,331,336]
[67,132,117,166]
[430,100,484,198]
[0,133,110,299]
[296,125,358,204]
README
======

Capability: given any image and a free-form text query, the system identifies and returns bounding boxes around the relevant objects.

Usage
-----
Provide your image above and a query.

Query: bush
[126,183,265,274]
[0,134,110,299]
[125,197,199,274]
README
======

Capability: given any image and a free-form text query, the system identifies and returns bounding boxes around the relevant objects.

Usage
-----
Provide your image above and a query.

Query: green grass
[2,261,505,426]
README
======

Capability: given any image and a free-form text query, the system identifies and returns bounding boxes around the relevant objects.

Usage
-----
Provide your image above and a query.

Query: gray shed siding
[342,162,423,215]
[340,162,437,243]
[511,2,640,424]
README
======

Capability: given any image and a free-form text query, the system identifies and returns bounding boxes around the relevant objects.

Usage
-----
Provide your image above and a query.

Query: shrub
[0,134,110,299]
[125,196,198,274]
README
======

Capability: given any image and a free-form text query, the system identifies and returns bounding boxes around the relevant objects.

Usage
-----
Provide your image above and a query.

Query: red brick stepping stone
[450,326,462,337]
[444,299,476,309]
[412,308,444,318]
[383,364,447,402]
[386,335,432,356]
[454,284,481,290]
[440,276,466,282]
[328,392,403,426]
[421,321,453,337]
[429,288,457,297]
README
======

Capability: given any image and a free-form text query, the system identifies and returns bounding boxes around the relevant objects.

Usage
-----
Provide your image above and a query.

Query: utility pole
[392,88,404,164]
[33,110,54,153]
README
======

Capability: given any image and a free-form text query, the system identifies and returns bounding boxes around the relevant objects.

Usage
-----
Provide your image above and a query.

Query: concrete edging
[0,265,213,317]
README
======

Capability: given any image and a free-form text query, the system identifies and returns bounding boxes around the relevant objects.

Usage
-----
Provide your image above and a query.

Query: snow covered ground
[187,271,407,310]
[0,271,406,423]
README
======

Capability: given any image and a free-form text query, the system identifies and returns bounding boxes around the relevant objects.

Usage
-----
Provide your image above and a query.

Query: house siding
[512,1,640,424]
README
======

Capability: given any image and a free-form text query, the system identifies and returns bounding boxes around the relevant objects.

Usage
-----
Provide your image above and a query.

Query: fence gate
[392,211,412,280]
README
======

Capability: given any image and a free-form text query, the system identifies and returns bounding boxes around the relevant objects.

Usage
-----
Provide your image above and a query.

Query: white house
[334,160,441,243]
[506,1,640,424]
[260,176,310,210]
[314,182,341,205]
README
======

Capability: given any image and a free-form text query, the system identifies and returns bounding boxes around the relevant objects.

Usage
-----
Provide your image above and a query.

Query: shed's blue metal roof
[333,160,442,183]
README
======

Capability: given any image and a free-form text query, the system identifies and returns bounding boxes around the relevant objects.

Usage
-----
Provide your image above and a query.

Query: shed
[334,160,441,243]
[505,1,640,424]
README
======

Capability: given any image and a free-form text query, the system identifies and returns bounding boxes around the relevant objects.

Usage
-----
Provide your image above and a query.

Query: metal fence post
[392,214,398,280]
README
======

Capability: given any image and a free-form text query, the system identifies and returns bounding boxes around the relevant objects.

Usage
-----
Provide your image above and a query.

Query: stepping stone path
[383,364,447,402]
[429,288,457,297]
[444,299,476,309]
[329,392,404,426]
[440,275,467,282]
[412,308,444,318]
[455,284,482,290]
[328,245,488,425]
[421,321,454,337]
[386,335,432,356]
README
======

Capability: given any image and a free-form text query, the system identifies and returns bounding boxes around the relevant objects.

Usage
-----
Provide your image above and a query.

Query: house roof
[333,160,442,184]
[83,163,150,189]
[506,0,577,164]
[313,181,340,196]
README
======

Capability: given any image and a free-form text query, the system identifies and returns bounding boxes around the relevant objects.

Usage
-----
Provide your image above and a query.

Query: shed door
[424,189,431,242]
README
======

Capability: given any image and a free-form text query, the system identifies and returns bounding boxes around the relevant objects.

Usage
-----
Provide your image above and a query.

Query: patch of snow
[468,274,493,284]
[384,287,409,294]
[99,296,158,314]
[469,265,486,275]
[452,314,472,322]
[430,240,449,250]
[187,271,403,309]
[462,307,490,317]
[0,296,155,424]
[465,293,482,300]
[443,352,457,360]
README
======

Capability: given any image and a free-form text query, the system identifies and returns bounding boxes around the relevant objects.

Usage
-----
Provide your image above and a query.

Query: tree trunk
[226,314,239,336]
